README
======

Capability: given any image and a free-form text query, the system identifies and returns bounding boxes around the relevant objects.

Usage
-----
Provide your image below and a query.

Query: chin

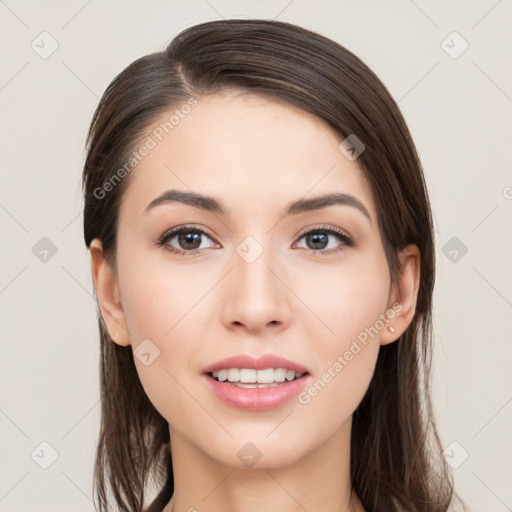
[203,435,310,471]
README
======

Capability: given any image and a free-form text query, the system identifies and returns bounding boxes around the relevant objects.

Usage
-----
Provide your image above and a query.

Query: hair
[82,18,467,512]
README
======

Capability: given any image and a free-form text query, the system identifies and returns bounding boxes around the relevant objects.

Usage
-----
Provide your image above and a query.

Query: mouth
[201,354,312,410]
[202,367,311,411]
[206,368,309,388]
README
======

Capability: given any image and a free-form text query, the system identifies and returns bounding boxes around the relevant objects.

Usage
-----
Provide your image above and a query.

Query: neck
[164,417,364,512]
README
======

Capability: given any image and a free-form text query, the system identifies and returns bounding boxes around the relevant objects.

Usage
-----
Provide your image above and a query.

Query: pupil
[309,232,327,249]
[179,231,201,249]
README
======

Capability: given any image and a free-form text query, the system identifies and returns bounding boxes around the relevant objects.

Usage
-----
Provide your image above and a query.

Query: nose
[221,244,291,335]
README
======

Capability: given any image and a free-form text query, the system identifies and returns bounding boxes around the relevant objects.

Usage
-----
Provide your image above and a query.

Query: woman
[82,18,467,512]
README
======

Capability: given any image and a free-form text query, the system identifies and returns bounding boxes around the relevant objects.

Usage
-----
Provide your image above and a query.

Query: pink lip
[201,354,311,412]
[203,373,311,411]
[202,354,310,374]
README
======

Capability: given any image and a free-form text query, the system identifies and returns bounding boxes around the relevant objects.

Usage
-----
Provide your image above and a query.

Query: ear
[89,238,131,346]
[380,244,421,346]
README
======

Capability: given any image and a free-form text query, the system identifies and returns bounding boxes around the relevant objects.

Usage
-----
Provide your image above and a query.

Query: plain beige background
[1,1,511,511]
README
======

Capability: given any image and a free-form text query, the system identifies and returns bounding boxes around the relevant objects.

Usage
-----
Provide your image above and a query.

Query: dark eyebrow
[144,189,372,225]
[284,193,372,225]
[144,189,228,216]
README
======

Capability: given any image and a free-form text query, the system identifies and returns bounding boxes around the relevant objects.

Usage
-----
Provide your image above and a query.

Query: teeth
[231,382,280,388]
[227,369,240,382]
[285,370,296,381]
[240,369,257,383]
[274,368,287,382]
[211,368,304,383]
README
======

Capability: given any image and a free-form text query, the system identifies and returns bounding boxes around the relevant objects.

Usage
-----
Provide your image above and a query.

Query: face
[91,90,418,469]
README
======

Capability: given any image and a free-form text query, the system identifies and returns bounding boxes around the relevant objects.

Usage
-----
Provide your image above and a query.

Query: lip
[203,373,311,411]
[202,354,310,374]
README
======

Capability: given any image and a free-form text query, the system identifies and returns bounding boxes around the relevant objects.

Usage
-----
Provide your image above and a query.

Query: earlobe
[380,244,421,346]
[89,238,131,346]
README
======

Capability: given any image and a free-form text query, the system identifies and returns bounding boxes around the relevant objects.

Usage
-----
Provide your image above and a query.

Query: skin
[89,90,420,512]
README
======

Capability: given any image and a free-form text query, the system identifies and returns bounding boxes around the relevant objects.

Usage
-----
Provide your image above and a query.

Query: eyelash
[155,224,355,257]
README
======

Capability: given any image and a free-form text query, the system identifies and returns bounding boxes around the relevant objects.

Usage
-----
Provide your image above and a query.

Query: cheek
[296,342,378,452]
[118,249,213,341]
[123,282,202,427]
[116,251,218,422]
[295,253,391,349]
[292,256,388,418]
[295,293,383,443]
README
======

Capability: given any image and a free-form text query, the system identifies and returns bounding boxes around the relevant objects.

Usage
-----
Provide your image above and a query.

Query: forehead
[119,91,376,222]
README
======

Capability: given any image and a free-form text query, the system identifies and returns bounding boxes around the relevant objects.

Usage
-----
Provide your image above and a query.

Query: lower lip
[203,373,310,411]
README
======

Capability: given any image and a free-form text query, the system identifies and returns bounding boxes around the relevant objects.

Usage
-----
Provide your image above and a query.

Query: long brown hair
[82,18,467,512]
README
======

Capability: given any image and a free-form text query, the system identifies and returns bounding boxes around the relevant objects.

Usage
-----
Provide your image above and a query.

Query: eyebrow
[143,189,372,224]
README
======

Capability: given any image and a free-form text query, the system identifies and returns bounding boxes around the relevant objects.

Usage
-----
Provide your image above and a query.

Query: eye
[156,225,217,256]
[294,225,354,254]
[155,224,354,257]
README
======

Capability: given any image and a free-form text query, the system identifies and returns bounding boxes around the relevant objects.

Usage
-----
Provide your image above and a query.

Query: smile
[203,371,311,411]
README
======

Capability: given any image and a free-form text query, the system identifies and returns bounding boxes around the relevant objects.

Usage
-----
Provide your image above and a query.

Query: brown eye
[157,226,216,256]
[174,230,203,250]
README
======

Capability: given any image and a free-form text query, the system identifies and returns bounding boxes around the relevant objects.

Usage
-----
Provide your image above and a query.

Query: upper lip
[202,354,310,375]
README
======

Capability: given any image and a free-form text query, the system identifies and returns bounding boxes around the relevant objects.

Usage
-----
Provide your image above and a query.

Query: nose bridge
[236,240,274,292]
[222,232,290,331]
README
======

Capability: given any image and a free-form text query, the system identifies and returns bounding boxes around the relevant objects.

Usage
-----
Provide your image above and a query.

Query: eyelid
[295,223,352,240]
